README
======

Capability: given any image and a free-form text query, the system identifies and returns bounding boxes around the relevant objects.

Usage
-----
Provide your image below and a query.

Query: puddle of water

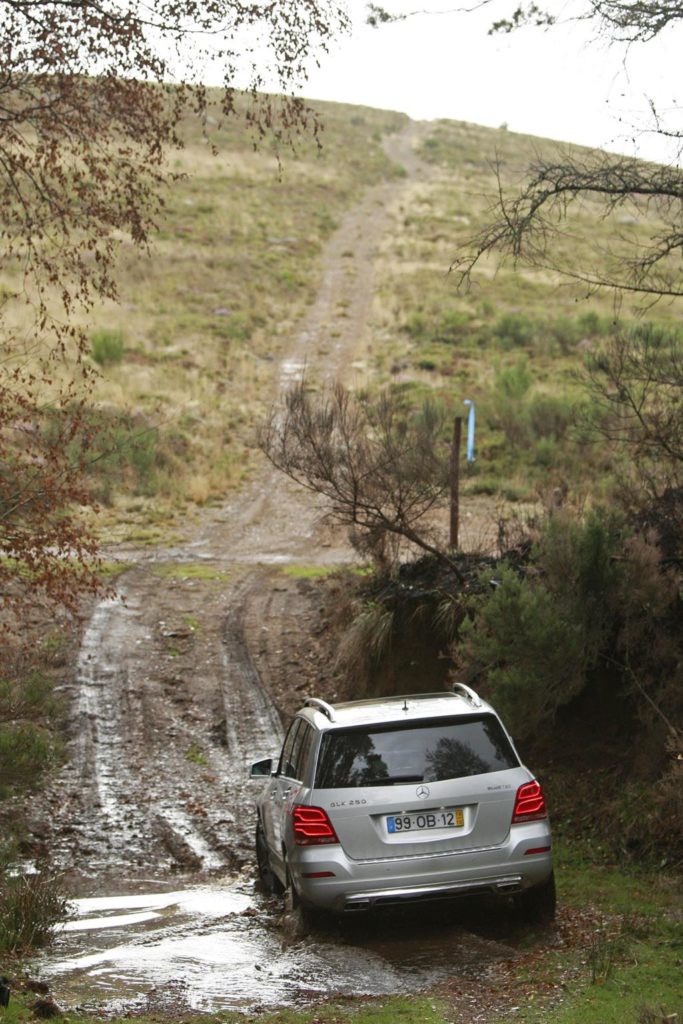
[63,911,163,932]
[37,881,518,1014]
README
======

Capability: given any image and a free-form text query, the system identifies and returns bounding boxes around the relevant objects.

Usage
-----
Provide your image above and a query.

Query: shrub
[456,507,682,752]
[576,310,609,337]
[0,672,60,798]
[527,393,574,440]
[489,357,534,446]
[494,357,533,401]
[404,311,429,339]
[335,601,394,692]
[456,511,629,734]
[0,862,69,952]
[548,316,582,354]
[435,309,472,344]
[91,328,125,366]
[457,565,586,737]
[533,436,558,467]
[492,312,536,349]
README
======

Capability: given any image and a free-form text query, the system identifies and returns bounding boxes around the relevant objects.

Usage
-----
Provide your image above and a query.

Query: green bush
[533,436,558,467]
[576,310,609,337]
[0,862,69,952]
[456,510,629,739]
[0,672,60,799]
[494,357,533,401]
[91,328,125,366]
[489,357,534,447]
[548,316,582,354]
[404,311,429,339]
[435,309,472,344]
[527,392,574,440]
[458,565,586,735]
[492,312,536,349]
[53,407,179,503]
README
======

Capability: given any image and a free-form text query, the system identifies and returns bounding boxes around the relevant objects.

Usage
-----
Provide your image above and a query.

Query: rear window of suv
[315,714,519,789]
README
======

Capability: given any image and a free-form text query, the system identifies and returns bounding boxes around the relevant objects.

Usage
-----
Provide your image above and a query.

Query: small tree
[260,381,465,578]
[582,324,683,564]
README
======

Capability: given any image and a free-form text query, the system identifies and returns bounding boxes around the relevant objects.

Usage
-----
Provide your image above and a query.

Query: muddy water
[37,879,516,1014]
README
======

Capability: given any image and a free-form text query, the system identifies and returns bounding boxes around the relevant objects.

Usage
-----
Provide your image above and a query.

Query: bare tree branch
[260,381,466,581]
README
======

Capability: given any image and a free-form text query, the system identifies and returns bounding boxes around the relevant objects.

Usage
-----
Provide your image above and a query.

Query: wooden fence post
[450,416,462,550]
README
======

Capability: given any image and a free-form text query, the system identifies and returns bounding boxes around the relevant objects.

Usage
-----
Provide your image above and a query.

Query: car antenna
[402,699,409,712]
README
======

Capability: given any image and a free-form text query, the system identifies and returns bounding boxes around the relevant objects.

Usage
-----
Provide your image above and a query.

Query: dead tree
[260,381,465,581]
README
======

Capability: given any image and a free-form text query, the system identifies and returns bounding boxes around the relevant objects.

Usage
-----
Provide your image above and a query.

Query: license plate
[386,807,464,834]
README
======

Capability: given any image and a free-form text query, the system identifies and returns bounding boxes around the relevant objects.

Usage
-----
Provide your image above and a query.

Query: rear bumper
[291,822,552,911]
[342,873,524,910]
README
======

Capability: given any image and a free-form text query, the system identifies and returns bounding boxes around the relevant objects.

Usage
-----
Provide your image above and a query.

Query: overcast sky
[297,0,680,163]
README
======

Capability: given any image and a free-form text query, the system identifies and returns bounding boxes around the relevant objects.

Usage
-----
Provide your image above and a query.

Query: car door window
[291,722,315,783]
[278,719,302,779]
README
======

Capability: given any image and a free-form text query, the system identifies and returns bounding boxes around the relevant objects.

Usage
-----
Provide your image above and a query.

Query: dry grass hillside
[3,96,681,541]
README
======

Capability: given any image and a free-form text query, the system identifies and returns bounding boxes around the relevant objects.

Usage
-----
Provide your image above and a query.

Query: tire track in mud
[221,576,285,767]
[48,565,286,880]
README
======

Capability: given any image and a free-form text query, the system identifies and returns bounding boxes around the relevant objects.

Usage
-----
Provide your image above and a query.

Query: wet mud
[40,884,522,1014]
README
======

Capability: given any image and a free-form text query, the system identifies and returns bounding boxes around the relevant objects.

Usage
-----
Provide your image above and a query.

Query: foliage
[0,672,59,799]
[454,508,682,745]
[581,323,683,565]
[0,658,67,953]
[457,562,586,730]
[91,330,125,367]
[0,858,69,953]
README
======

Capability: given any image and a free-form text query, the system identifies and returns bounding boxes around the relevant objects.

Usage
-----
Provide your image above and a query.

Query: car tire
[283,853,326,929]
[515,871,556,924]
[283,852,302,913]
[255,819,284,895]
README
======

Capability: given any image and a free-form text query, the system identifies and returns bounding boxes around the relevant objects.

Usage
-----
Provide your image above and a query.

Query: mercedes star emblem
[416,785,430,800]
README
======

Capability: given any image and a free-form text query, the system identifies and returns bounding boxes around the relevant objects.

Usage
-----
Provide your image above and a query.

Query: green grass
[0,993,450,1024]
[96,561,135,578]
[280,564,340,578]
[90,328,125,366]
[496,842,683,1024]
[151,562,231,581]
[185,742,208,766]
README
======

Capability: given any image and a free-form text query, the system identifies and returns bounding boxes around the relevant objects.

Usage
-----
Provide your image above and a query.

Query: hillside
[3,96,681,545]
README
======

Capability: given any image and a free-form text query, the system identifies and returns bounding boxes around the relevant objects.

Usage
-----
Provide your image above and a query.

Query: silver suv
[250,685,555,922]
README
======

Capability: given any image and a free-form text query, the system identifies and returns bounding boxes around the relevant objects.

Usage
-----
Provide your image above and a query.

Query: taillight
[512,780,547,823]
[292,805,340,846]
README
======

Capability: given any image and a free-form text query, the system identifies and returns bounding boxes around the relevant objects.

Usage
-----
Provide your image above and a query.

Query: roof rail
[452,682,482,708]
[304,697,336,722]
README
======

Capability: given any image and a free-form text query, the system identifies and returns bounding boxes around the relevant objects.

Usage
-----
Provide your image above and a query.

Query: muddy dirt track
[31,125,561,1017]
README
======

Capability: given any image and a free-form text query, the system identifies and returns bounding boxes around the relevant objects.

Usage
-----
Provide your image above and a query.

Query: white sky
[298,0,681,163]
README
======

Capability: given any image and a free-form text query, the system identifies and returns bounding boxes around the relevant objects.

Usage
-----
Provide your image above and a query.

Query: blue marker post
[464,399,475,463]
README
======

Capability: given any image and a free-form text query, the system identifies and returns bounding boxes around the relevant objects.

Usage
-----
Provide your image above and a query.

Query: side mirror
[250,757,274,778]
